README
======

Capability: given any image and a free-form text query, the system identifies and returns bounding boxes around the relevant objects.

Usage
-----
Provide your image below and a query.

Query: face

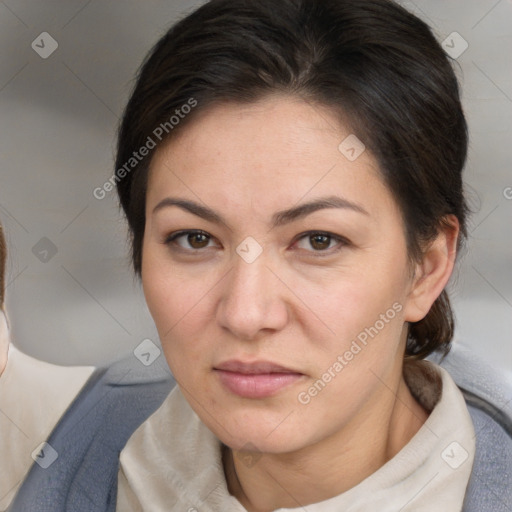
[142,95,419,453]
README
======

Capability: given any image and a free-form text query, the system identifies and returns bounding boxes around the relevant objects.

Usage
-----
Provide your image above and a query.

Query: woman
[0,228,97,510]
[2,0,511,511]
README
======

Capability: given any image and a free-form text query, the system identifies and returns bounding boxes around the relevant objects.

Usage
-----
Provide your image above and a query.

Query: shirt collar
[119,360,475,511]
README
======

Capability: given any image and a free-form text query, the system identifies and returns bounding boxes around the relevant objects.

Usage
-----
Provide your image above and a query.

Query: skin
[141,94,458,511]
[0,319,6,376]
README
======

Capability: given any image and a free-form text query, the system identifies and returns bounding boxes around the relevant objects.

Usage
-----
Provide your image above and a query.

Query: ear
[403,215,459,323]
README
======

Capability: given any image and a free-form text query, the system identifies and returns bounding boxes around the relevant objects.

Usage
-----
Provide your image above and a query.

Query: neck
[223,372,429,512]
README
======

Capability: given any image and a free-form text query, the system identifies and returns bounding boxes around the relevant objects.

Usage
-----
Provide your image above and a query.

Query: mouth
[213,360,305,398]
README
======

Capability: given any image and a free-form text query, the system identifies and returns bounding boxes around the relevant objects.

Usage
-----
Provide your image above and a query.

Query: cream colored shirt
[0,315,476,511]
[118,359,476,511]
[0,339,95,510]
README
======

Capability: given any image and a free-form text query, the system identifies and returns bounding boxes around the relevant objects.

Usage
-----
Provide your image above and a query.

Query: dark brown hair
[115,0,469,359]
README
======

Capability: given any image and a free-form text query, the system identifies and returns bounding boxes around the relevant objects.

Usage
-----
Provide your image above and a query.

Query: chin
[222,431,303,454]
[208,408,312,454]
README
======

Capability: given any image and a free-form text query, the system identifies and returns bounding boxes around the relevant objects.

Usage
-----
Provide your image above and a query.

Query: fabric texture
[428,346,512,511]
[117,361,475,512]
[5,343,512,512]
[6,349,174,512]
[0,340,95,510]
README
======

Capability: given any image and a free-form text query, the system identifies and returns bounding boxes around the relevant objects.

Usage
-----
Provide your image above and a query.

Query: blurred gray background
[0,0,510,372]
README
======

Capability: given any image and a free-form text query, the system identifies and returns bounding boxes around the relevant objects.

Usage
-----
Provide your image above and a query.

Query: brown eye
[310,234,331,250]
[164,230,216,251]
[187,232,210,249]
[294,231,347,255]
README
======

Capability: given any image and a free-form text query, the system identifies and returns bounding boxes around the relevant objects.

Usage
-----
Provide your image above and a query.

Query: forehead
[146,95,396,222]
[153,95,361,169]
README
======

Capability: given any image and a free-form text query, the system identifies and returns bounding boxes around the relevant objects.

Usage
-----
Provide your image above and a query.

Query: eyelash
[163,230,348,257]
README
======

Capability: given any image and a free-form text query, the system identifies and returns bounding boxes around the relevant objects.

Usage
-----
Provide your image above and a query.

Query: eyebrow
[152,195,369,230]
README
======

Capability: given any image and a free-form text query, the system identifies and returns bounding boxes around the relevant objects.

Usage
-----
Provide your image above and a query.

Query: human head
[116,0,468,358]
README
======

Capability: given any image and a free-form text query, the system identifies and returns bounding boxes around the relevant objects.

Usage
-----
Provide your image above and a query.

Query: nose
[216,250,289,341]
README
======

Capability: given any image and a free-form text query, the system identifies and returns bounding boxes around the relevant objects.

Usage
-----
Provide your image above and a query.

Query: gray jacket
[8,344,512,511]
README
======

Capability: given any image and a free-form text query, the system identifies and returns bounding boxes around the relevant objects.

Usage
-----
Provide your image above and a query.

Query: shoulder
[0,344,97,510]
[52,348,177,446]
[429,344,512,512]
[8,349,176,512]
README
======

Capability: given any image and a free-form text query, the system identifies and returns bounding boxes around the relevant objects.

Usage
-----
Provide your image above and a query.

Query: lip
[213,360,304,399]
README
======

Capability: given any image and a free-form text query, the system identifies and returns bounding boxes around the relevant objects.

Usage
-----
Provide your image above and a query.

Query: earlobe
[403,215,459,323]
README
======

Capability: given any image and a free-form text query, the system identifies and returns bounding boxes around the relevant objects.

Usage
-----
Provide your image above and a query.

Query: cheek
[141,248,219,375]
[305,263,409,392]
[142,240,201,331]
[318,268,408,341]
